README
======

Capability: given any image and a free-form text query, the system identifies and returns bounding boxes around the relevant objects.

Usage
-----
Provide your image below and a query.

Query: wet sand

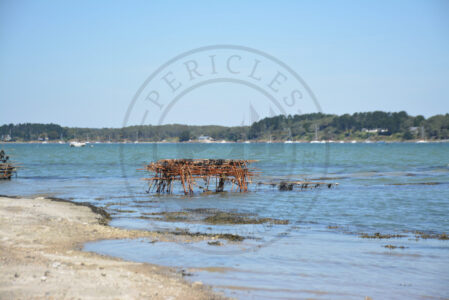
[0,196,225,299]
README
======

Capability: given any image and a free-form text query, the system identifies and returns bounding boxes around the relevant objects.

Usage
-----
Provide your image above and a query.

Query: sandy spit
[0,196,226,300]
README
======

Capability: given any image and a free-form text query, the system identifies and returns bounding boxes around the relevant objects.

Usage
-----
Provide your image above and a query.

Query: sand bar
[0,196,225,299]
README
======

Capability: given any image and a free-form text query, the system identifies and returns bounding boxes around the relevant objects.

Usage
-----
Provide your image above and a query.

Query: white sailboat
[58,133,65,144]
[416,126,428,143]
[310,124,322,143]
[284,128,293,143]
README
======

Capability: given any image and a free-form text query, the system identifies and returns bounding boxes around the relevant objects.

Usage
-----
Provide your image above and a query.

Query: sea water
[1,143,448,299]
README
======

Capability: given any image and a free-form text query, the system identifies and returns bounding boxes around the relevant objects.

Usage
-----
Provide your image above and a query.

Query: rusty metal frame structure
[0,163,16,180]
[144,159,258,195]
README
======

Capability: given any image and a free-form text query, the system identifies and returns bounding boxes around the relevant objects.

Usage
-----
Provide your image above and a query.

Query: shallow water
[1,143,449,299]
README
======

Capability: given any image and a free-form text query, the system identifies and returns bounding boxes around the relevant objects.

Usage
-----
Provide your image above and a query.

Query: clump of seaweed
[187,208,221,214]
[359,232,406,239]
[389,182,441,186]
[414,231,449,240]
[279,181,294,191]
[208,240,223,246]
[164,212,190,222]
[166,229,245,242]
[204,212,289,225]
[138,211,190,222]
[383,245,408,249]
[181,269,193,277]
[143,209,289,225]
[114,209,137,213]
[137,215,163,221]
[440,233,449,240]
[217,233,244,241]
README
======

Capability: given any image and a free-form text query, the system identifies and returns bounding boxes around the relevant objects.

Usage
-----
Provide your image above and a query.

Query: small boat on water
[310,125,325,143]
[69,141,86,147]
[416,127,428,143]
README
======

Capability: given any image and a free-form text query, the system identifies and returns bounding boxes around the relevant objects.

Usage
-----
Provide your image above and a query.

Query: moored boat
[69,141,86,147]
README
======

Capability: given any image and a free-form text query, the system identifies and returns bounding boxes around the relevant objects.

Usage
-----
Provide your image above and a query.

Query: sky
[1,0,448,127]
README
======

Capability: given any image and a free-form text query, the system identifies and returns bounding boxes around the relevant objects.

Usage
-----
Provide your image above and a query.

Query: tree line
[1,111,449,142]
[249,111,449,140]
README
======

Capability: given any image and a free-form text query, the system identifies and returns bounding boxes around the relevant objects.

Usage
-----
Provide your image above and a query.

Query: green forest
[1,111,449,142]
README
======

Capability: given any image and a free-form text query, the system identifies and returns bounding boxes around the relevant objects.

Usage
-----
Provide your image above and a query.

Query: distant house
[198,135,213,142]
[409,127,419,134]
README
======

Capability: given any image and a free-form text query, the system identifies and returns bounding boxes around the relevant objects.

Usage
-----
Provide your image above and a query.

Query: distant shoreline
[2,139,449,144]
[2,112,449,143]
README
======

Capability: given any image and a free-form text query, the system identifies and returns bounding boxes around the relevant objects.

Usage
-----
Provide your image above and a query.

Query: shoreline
[2,139,449,144]
[0,195,225,299]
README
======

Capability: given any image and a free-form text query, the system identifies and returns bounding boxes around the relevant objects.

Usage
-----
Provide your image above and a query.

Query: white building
[198,135,213,143]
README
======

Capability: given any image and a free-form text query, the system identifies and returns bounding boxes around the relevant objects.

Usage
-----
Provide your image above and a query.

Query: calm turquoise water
[1,143,448,299]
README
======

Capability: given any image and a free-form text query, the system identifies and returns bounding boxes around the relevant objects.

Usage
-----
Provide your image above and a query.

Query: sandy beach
[0,196,224,300]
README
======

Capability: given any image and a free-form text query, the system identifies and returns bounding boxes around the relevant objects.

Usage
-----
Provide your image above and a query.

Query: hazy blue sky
[1,0,448,127]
